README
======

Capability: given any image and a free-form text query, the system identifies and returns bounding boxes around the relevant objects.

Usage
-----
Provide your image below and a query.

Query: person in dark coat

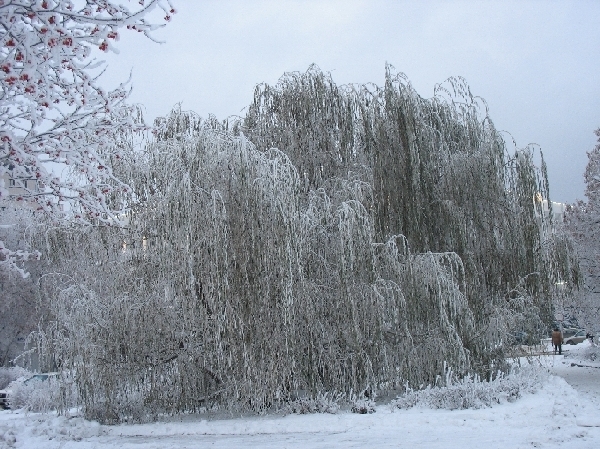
[551,328,563,355]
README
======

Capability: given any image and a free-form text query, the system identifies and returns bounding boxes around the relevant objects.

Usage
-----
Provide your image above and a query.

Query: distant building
[541,200,566,223]
[0,169,42,211]
[534,192,566,225]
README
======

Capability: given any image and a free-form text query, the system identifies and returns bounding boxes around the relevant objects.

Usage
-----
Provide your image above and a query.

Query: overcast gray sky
[101,0,600,204]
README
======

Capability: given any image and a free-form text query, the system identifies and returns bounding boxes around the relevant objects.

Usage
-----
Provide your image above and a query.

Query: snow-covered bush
[350,396,376,414]
[9,378,58,412]
[283,391,343,415]
[581,343,600,361]
[8,373,77,413]
[391,366,548,411]
[0,367,30,390]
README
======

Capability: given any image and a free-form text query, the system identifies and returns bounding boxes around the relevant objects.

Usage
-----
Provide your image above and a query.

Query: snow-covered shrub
[0,367,30,390]
[10,378,59,412]
[392,366,548,411]
[348,389,377,414]
[283,391,343,415]
[350,397,376,414]
[8,374,78,413]
[581,343,600,361]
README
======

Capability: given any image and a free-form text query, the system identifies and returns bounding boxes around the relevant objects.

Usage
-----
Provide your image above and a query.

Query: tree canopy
[0,0,174,274]
[32,67,578,423]
[564,128,600,332]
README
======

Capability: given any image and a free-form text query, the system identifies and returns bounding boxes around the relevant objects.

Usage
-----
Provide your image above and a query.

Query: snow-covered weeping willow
[34,67,578,423]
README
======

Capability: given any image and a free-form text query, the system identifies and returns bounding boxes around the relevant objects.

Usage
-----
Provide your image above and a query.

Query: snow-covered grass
[0,354,598,448]
[391,366,548,411]
[0,364,598,448]
[282,391,376,415]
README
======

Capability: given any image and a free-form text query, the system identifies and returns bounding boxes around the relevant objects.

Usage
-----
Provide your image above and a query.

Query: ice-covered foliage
[350,393,377,414]
[0,206,41,278]
[33,67,576,423]
[283,391,343,415]
[0,208,42,364]
[9,377,57,412]
[0,0,175,275]
[391,365,548,411]
[0,370,77,413]
[581,344,600,362]
[0,367,29,389]
[282,390,375,415]
[564,128,600,334]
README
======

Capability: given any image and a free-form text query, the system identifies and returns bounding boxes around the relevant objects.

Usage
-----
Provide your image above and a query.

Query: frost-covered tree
[34,67,578,423]
[564,128,600,333]
[0,268,38,366]
[243,67,570,337]
[0,207,40,365]
[0,0,175,273]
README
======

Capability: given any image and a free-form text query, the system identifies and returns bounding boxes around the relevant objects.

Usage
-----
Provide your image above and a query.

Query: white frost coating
[31,68,578,423]
[0,0,175,276]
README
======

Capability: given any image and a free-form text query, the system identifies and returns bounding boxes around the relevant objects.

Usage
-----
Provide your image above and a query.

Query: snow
[0,343,599,448]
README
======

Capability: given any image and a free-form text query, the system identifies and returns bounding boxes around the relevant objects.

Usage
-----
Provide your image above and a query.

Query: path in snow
[546,342,600,429]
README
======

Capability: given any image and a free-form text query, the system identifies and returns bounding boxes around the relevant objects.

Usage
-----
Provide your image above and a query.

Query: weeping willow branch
[32,66,578,423]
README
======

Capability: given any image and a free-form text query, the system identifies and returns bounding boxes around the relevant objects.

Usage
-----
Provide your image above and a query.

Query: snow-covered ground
[1,342,599,449]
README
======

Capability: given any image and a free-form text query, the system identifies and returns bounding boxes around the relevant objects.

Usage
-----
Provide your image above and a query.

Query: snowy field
[0,343,599,449]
